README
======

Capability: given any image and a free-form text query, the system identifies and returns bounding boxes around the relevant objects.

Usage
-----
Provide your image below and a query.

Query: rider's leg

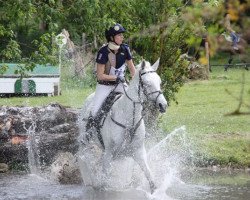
[91,84,114,117]
[225,53,233,71]
[86,84,114,132]
[230,32,239,50]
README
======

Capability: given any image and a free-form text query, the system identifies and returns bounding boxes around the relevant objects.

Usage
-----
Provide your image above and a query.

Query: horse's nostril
[159,103,166,113]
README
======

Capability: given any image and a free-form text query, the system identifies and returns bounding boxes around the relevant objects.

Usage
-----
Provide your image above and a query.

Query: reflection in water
[0,170,249,200]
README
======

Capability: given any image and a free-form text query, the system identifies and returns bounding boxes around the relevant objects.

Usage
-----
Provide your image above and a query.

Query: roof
[0,63,59,78]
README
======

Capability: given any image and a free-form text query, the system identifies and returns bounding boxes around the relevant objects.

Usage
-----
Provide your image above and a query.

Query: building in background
[0,64,60,96]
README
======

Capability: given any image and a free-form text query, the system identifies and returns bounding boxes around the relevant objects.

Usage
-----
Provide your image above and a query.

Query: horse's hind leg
[134,148,156,194]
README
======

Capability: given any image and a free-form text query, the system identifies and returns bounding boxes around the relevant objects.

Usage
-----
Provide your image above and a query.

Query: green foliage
[0,0,59,78]
[0,39,22,61]
[2,0,249,102]
[0,64,8,75]
[0,0,191,103]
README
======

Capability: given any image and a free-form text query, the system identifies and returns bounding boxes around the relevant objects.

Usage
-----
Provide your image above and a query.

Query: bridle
[139,70,163,106]
[110,69,163,143]
[120,70,163,106]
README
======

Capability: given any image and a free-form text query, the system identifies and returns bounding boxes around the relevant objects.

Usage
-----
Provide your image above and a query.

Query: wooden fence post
[205,39,210,78]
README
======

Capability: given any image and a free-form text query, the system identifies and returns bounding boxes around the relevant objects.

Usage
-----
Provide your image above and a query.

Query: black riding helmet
[105,23,126,42]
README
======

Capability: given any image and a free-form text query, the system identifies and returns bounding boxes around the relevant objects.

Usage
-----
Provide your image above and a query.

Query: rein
[110,70,162,141]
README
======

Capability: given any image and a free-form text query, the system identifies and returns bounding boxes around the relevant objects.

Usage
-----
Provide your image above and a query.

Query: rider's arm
[96,63,117,81]
[126,59,135,78]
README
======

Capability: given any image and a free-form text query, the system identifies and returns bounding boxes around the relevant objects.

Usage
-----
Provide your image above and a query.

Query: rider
[86,23,136,131]
[224,13,240,50]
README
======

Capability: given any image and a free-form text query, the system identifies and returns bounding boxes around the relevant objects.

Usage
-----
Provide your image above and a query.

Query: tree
[0,0,61,76]
[3,0,248,103]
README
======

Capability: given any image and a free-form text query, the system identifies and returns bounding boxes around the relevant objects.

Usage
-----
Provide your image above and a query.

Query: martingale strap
[122,84,141,104]
[111,114,143,141]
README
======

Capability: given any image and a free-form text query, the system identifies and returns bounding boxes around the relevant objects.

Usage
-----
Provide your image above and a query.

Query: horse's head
[138,59,168,113]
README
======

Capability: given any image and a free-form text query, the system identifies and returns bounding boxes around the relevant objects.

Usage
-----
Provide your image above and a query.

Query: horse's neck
[112,79,143,124]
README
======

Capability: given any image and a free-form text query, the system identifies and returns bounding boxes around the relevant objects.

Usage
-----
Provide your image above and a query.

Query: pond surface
[0,169,249,200]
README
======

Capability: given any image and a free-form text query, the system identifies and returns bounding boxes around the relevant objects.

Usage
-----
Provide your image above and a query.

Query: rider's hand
[116,75,125,83]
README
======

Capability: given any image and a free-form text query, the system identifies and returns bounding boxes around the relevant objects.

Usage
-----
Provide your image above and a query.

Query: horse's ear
[152,58,160,71]
[141,60,146,70]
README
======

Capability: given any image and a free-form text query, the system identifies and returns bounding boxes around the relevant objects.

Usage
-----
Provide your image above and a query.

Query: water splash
[147,126,191,199]
[131,126,191,199]
[78,125,193,199]
[78,143,135,189]
[23,110,41,175]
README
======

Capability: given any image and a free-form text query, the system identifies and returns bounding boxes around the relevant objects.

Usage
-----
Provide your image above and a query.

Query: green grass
[0,88,93,108]
[189,170,250,185]
[161,66,250,167]
[0,63,249,167]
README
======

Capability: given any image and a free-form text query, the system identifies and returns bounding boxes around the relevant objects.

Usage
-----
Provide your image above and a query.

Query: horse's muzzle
[159,103,166,113]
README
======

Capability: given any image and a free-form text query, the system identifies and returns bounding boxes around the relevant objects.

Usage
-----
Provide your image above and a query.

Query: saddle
[85,91,122,145]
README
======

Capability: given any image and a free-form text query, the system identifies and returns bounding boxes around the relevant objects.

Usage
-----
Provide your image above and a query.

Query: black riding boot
[85,115,98,141]
[86,115,96,131]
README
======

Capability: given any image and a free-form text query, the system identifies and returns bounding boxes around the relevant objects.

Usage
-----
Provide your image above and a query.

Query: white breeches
[91,83,127,117]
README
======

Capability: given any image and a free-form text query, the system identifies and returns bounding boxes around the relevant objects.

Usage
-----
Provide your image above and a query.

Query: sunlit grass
[161,66,250,167]
[0,88,93,108]
[189,170,250,185]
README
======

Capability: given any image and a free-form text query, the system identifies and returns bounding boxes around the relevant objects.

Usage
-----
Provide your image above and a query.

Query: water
[24,117,41,175]
[1,126,249,200]
[0,170,249,200]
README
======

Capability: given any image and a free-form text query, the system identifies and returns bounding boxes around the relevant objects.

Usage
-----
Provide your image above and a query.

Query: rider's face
[114,33,124,45]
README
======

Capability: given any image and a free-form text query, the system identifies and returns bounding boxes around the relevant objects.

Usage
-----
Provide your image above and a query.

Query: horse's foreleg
[134,148,156,194]
[100,150,113,188]
[102,150,113,175]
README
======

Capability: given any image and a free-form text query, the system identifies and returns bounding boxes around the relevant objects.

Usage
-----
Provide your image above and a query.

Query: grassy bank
[0,88,92,108]
[0,64,249,168]
[161,66,250,168]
